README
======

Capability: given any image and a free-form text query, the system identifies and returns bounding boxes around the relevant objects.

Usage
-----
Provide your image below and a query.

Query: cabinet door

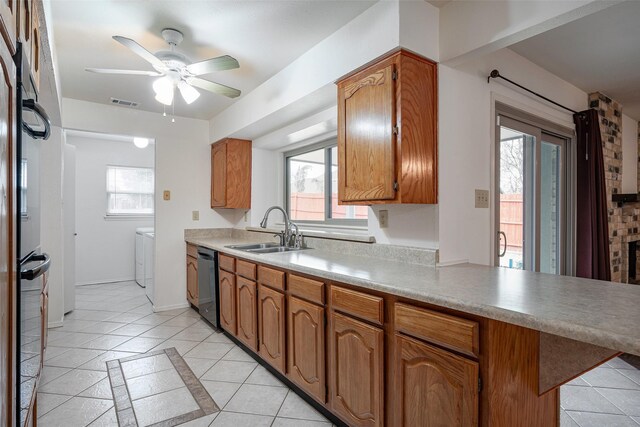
[288,296,325,402]
[29,2,39,90]
[186,255,198,306]
[211,142,227,207]
[0,0,17,52]
[219,269,236,335]
[258,284,285,373]
[329,312,383,427]
[338,64,395,202]
[0,32,15,427]
[395,334,479,427]
[236,276,257,351]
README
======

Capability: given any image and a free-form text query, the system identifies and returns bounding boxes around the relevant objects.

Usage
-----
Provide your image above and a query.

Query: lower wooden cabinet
[395,334,479,427]
[258,284,286,373]
[236,276,257,351]
[219,269,236,335]
[288,296,325,402]
[329,312,384,427]
[186,254,198,306]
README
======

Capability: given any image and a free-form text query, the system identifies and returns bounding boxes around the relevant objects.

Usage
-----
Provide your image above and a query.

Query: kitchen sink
[248,246,306,254]
[225,242,281,251]
[225,242,308,254]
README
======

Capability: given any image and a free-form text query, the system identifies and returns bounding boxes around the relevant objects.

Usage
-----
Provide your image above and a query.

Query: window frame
[284,140,367,227]
[105,165,155,217]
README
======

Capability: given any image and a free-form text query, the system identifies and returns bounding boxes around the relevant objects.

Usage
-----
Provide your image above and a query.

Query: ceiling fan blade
[85,68,163,76]
[112,36,166,70]
[186,55,240,76]
[187,77,241,99]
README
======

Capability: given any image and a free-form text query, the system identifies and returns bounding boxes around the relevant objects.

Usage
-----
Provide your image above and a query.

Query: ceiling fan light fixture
[133,137,150,148]
[178,81,200,104]
[153,76,174,105]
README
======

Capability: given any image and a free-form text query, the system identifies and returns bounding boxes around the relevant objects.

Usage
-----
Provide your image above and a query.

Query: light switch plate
[163,190,171,201]
[379,210,389,228]
[475,189,489,208]
[192,210,199,221]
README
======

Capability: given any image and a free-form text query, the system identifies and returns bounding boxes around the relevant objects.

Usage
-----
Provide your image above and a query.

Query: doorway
[495,109,573,275]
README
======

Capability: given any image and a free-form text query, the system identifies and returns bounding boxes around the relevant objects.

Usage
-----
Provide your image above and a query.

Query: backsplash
[185,228,439,267]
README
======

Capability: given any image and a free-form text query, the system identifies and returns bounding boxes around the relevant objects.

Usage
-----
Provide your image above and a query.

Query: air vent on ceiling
[110,97,139,108]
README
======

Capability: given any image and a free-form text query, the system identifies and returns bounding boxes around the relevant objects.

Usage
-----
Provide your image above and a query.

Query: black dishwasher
[197,248,219,329]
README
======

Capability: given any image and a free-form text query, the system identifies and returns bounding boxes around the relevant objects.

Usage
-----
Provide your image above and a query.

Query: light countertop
[187,235,640,356]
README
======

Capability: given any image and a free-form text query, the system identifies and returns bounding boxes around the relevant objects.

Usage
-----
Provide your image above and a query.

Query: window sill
[104,215,154,221]
[246,225,375,243]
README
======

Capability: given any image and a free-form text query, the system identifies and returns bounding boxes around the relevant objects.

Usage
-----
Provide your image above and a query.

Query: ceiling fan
[86,28,241,106]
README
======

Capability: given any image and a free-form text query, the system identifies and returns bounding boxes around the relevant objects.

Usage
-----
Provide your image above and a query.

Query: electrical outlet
[192,210,199,221]
[243,211,248,222]
[379,209,389,228]
[475,189,489,208]
[163,190,171,201]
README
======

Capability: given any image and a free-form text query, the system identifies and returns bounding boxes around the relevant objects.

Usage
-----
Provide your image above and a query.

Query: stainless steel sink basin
[248,246,305,254]
[225,242,280,251]
[224,242,308,254]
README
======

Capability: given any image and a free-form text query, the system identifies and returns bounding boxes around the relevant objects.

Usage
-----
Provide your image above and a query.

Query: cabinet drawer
[237,259,257,280]
[395,303,479,358]
[331,285,383,325]
[258,266,285,291]
[187,244,198,259]
[219,254,235,272]
[289,274,324,305]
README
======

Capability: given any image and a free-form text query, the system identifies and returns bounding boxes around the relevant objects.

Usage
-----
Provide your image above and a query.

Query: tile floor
[36,281,640,427]
[37,281,334,427]
[561,356,640,426]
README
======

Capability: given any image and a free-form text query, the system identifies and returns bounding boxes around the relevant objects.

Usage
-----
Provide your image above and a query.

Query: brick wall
[589,93,624,282]
[589,92,640,283]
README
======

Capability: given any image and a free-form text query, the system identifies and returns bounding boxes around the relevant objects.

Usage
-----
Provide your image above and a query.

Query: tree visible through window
[285,143,367,224]
[106,166,154,215]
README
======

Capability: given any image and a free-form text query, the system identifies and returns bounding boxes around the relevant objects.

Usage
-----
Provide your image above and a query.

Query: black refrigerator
[14,41,51,425]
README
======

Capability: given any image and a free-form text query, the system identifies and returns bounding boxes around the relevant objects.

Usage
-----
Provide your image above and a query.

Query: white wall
[622,114,638,194]
[66,133,154,285]
[209,0,439,143]
[438,48,588,265]
[41,126,65,327]
[61,98,238,311]
[439,0,618,64]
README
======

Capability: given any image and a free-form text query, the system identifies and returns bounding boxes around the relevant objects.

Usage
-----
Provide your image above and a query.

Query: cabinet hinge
[393,181,399,192]
[392,125,399,135]
[392,70,398,80]
[478,376,483,393]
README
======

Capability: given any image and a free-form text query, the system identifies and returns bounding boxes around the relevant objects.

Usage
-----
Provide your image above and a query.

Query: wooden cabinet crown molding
[210,138,252,209]
[336,49,438,205]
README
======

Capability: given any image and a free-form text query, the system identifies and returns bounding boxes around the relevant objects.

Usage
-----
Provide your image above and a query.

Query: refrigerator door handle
[22,99,51,140]
[20,253,51,280]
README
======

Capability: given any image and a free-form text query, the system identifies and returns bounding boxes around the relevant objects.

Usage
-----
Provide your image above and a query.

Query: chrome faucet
[260,206,303,249]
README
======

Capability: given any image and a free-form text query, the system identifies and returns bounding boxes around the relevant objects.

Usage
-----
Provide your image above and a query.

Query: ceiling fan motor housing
[161,28,184,46]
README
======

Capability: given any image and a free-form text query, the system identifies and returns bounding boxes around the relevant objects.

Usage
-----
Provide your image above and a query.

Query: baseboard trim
[76,278,135,287]
[48,318,64,328]
[153,302,190,313]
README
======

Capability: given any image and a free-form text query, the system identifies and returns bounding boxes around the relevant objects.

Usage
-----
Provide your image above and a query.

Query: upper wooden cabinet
[211,138,252,209]
[337,49,438,205]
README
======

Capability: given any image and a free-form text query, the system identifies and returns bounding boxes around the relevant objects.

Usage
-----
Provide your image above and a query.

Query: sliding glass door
[496,115,568,274]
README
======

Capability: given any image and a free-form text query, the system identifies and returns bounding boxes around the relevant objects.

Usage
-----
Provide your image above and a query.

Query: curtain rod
[487,69,579,115]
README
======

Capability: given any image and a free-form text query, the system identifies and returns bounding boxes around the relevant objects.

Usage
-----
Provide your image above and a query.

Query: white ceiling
[50,0,376,120]
[510,0,640,121]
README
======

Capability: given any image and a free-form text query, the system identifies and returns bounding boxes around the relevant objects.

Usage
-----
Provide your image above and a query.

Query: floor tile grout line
[592,386,640,417]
